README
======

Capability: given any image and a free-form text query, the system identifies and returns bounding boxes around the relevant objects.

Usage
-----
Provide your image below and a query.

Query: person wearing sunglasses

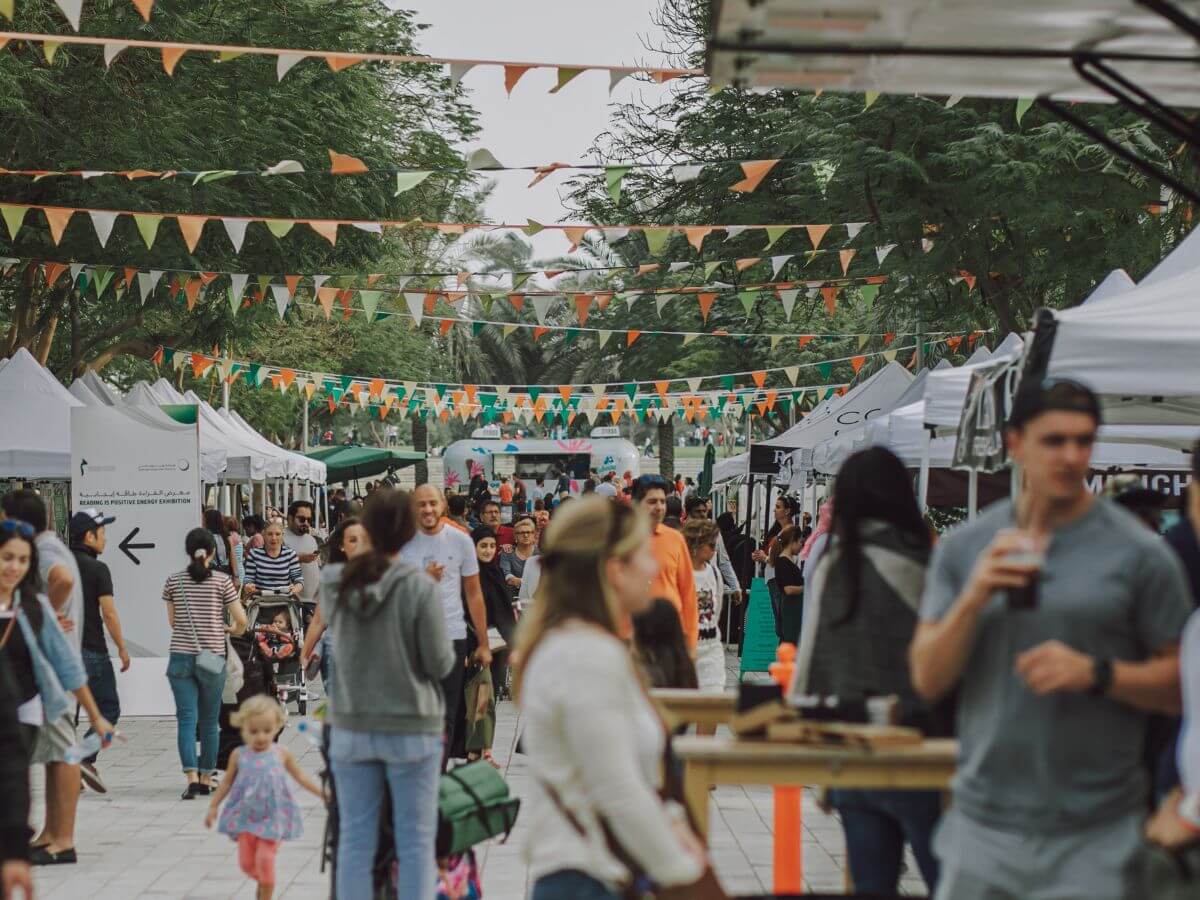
[283,501,320,624]
[911,378,1192,900]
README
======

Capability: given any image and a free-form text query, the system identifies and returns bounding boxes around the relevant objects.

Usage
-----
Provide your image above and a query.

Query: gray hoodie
[321,559,456,734]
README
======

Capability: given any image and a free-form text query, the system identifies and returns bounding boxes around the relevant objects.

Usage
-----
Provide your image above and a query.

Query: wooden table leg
[683,760,711,841]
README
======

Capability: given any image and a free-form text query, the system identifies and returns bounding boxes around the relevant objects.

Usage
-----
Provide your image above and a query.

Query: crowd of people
[9,377,1200,899]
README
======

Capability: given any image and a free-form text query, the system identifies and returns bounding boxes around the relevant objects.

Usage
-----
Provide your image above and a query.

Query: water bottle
[296,719,323,746]
[63,733,104,765]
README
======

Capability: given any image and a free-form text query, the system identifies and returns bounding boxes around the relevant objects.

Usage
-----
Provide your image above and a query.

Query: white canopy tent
[0,348,82,478]
[220,408,324,484]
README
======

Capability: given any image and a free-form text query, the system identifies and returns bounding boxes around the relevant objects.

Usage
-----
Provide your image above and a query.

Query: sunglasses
[0,519,36,539]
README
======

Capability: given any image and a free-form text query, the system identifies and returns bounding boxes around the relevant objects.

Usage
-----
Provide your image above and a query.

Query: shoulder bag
[176,579,226,678]
[537,660,729,900]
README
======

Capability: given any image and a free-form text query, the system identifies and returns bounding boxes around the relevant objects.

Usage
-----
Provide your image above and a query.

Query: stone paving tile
[28,658,933,898]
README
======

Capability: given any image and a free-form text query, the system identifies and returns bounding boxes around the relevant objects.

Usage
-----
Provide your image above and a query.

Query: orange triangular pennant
[563,226,589,250]
[697,292,717,323]
[131,0,153,20]
[626,330,641,347]
[821,285,841,315]
[506,293,524,312]
[329,149,368,174]
[183,278,202,311]
[43,262,68,287]
[161,46,187,76]
[307,220,338,245]
[326,54,363,72]
[123,267,137,288]
[684,226,713,252]
[369,378,386,398]
[655,380,670,401]
[573,293,592,326]
[805,224,831,250]
[751,370,767,389]
[946,336,964,352]
[424,292,439,315]
[504,65,533,95]
[43,207,74,245]
[176,215,206,253]
[735,257,761,273]
[316,286,337,319]
[959,270,977,292]
[558,386,573,403]
[850,355,867,374]
[533,327,549,342]
[280,368,296,388]
[636,263,660,276]
[190,352,210,378]
[438,319,455,336]
[884,331,896,346]
[839,248,856,275]
[729,159,780,193]
[284,275,301,297]
[798,335,816,349]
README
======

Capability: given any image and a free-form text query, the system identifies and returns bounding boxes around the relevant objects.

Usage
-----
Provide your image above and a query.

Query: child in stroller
[248,596,309,715]
[255,610,298,664]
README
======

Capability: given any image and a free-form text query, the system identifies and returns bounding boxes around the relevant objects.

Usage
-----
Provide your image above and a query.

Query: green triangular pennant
[605,166,632,204]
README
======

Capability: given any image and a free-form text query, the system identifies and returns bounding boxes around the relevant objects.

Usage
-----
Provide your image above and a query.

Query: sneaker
[181,783,204,800]
[80,762,107,794]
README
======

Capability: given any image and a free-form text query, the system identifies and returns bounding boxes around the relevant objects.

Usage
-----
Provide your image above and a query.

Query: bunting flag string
[3,0,157,29]
[0,199,885,253]
[0,240,909,286]
[159,339,952,396]
[0,30,700,90]
[0,150,820,199]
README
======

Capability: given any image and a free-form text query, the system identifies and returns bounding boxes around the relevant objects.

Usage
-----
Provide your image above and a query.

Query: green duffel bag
[436,760,521,857]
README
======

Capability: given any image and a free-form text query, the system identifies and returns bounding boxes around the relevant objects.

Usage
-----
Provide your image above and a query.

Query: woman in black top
[468,526,513,761]
[754,495,800,564]
[768,527,804,644]
[806,447,941,896]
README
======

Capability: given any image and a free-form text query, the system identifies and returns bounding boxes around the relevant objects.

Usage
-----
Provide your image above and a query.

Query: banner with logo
[71,403,201,715]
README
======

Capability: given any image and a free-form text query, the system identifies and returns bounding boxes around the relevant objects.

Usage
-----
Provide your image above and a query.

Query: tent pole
[918,430,932,512]
[968,469,979,521]
[302,399,309,451]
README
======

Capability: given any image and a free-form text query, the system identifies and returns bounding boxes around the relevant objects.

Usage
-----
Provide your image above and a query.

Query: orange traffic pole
[768,643,803,894]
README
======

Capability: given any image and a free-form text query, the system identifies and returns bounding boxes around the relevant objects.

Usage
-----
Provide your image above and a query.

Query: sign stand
[738,578,778,681]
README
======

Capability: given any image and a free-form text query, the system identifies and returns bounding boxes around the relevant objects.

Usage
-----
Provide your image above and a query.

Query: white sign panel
[72,404,201,715]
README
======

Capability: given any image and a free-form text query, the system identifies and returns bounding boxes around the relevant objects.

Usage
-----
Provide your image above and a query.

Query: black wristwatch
[1090,657,1114,696]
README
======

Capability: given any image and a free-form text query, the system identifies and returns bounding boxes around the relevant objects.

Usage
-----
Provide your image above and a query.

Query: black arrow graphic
[118,527,155,565]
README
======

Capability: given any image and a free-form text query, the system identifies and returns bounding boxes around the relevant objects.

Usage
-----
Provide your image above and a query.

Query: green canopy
[306,444,425,484]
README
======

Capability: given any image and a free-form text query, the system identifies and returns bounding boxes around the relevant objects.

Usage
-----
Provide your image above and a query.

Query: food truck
[443,426,640,496]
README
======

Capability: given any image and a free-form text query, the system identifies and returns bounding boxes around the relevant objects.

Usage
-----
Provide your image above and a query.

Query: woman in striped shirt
[242,521,303,598]
[164,528,247,799]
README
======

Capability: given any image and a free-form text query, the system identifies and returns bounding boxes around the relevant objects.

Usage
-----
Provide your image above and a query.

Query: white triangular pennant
[668,262,692,273]
[622,291,640,311]
[229,273,249,305]
[590,384,606,396]
[609,70,630,93]
[597,330,612,348]
[271,284,291,319]
[771,254,793,278]
[601,227,630,243]
[222,217,250,252]
[263,160,305,176]
[672,165,703,183]
[724,225,749,240]
[276,53,306,81]
[687,377,703,392]
[404,292,426,325]
[88,211,117,248]
[467,148,503,170]
[784,366,799,386]
[846,222,868,240]
[53,0,82,30]
[103,42,128,68]
[778,288,799,321]
[136,270,164,304]
[876,243,897,264]
[69,263,85,283]
[530,294,555,324]
[450,63,475,86]
[312,275,330,294]
[655,294,674,316]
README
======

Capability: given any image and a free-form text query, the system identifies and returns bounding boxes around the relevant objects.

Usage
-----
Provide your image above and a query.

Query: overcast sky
[402,0,672,257]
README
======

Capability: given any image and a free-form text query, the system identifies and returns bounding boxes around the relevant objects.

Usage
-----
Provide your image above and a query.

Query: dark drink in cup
[1004,543,1045,611]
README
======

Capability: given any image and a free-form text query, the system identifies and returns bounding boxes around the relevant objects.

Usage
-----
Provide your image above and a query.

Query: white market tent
[0,348,82,478]
[220,408,325,484]
[707,1,1200,105]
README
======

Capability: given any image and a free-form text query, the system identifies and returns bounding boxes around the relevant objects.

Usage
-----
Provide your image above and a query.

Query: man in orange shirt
[633,474,699,650]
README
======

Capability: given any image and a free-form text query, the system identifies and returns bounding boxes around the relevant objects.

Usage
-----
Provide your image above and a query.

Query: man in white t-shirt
[595,472,619,498]
[283,500,320,610]
[401,484,491,764]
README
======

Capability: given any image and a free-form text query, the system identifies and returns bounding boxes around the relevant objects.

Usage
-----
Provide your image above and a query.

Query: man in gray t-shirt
[911,380,1191,900]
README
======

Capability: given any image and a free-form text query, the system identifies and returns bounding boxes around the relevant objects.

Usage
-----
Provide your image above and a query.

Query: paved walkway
[29,688,928,898]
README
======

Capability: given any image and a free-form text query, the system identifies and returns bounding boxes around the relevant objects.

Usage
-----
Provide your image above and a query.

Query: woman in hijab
[466,526,512,765]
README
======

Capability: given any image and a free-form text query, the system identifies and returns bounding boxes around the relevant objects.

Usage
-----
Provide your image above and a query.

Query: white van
[442,426,640,497]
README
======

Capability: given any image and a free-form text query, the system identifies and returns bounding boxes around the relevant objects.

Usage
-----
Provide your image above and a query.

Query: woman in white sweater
[514,496,708,900]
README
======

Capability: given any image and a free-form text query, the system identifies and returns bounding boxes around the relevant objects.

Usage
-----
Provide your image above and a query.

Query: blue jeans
[330,728,442,900]
[531,870,622,900]
[165,651,226,776]
[80,648,120,764]
[830,788,942,895]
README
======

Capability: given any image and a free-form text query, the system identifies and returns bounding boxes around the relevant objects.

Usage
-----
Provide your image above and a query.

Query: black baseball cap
[70,508,116,536]
[1007,377,1102,430]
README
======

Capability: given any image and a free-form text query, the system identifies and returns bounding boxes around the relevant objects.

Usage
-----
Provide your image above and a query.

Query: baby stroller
[247,593,310,715]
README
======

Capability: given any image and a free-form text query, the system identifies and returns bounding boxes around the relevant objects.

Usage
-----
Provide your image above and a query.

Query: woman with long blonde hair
[515,496,708,900]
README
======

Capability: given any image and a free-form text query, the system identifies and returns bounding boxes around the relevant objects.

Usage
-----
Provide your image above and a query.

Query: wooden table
[650,689,737,730]
[673,735,958,838]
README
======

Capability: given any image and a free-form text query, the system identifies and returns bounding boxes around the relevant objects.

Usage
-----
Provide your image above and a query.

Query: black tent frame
[709,0,1200,206]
